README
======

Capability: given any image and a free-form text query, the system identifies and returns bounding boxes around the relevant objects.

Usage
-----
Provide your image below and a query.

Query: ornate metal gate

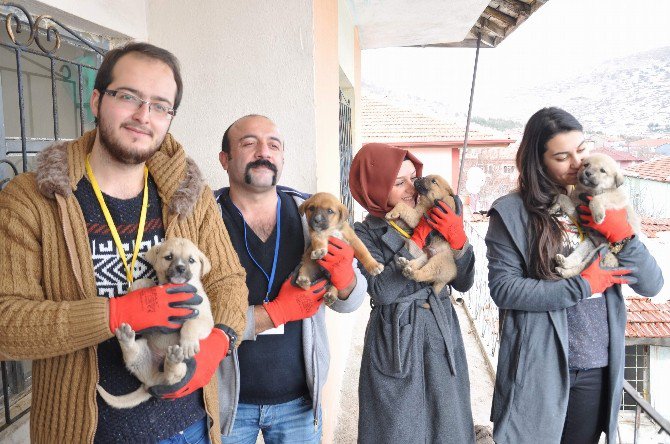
[339,89,354,224]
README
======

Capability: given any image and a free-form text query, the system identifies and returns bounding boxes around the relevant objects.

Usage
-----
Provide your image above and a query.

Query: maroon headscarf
[349,143,423,218]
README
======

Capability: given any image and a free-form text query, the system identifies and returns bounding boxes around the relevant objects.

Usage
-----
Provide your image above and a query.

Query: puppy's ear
[298,199,309,216]
[197,249,212,278]
[144,242,161,265]
[615,170,624,188]
[339,202,350,224]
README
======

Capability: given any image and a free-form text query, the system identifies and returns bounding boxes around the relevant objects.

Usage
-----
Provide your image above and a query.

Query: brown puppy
[96,238,213,409]
[552,153,640,278]
[386,175,458,294]
[297,192,384,304]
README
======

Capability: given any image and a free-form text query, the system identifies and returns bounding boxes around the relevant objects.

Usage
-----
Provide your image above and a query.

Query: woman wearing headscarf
[349,143,476,443]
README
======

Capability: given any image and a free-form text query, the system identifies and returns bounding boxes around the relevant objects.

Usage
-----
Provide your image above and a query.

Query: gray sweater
[486,192,663,444]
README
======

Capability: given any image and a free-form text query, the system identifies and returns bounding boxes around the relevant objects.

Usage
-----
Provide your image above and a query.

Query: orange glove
[426,196,467,250]
[108,284,201,334]
[580,247,637,294]
[149,324,235,399]
[317,237,355,290]
[263,276,327,327]
[410,217,433,249]
[577,197,634,243]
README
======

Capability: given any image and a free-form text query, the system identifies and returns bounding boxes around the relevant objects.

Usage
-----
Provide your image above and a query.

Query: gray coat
[486,193,663,444]
[355,215,476,444]
[216,190,367,435]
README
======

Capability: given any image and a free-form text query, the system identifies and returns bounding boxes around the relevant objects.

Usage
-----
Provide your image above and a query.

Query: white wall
[409,147,455,185]
[28,0,147,40]
[650,345,670,419]
[625,178,670,218]
[338,0,356,87]
[147,0,318,193]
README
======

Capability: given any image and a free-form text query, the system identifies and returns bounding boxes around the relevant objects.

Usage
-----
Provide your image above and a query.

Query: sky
[361,0,670,119]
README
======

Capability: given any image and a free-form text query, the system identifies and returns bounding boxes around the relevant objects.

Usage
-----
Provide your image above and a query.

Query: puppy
[552,153,640,278]
[96,238,213,409]
[386,175,458,294]
[297,192,384,305]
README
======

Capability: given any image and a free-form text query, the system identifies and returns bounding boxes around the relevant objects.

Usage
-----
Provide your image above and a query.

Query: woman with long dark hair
[486,107,663,443]
[349,143,477,443]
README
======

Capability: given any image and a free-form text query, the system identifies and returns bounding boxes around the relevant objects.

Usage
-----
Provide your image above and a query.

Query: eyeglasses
[103,89,176,119]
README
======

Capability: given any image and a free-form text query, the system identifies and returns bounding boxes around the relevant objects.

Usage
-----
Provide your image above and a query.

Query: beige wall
[147,0,318,193]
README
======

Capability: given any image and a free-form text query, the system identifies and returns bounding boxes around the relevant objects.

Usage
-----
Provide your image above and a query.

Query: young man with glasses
[0,42,247,444]
[215,115,367,443]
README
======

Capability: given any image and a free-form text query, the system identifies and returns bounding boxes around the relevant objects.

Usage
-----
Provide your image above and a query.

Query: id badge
[259,324,285,335]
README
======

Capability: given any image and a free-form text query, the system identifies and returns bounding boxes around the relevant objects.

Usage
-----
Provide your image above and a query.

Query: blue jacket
[486,192,663,443]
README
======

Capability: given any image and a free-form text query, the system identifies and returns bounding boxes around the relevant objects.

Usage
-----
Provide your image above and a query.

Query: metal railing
[339,89,354,225]
[621,380,670,443]
[0,2,105,432]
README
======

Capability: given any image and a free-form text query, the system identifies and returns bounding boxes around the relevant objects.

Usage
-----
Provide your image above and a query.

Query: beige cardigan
[0,130,247,443]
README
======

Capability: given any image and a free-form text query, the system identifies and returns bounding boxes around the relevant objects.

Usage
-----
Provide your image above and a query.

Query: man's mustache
[245,159,278,175]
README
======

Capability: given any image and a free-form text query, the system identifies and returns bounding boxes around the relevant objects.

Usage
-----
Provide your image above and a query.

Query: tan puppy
[297,192,384,304]
[96,238,213,409]
[386,175,458,294]
[553,153,640,277]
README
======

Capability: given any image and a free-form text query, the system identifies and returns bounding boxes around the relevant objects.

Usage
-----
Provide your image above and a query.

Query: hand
[409,217,433,249]
[317,237,355,290]
[263,276,327,327]
[426,196,467,250]
[580,246,637,294]
[577,197,634,243]
[108,284,202,334]
[149,325,233,399]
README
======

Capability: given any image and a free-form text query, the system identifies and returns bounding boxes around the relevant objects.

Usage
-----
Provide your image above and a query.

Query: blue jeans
[158,417,209,444]
[221,396,322,444]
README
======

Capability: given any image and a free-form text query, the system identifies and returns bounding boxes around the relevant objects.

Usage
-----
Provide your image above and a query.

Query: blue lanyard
[234,196,281,303]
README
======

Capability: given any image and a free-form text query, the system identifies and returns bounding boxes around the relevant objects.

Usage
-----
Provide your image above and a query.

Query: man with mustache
[0,42,247,443]
[215,115,367,443]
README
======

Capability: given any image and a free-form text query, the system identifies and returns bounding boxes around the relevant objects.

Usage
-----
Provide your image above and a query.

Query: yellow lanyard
[566,214,585,242]
[388,220,411,239]
[85,154,149,285]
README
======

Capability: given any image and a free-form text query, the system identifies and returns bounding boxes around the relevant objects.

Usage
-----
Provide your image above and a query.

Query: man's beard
[244,159,278,186]
[97,116,163,165]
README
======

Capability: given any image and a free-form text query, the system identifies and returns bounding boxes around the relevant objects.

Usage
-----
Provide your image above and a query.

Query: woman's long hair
[516,107,583,280]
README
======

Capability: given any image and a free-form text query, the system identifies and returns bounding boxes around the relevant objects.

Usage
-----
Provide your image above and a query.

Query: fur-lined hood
[34,129,204,217]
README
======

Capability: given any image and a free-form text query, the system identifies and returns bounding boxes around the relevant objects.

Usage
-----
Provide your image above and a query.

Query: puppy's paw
[179,339,200,359]
[166,345,185,364]
[402,266,416,280]
[324,291,338,307]
[592,211,606,224]
[296,275,312,289]
[385,209,401,220]
[555,254,566,267]
[311,248,328,260]
[364,261,384,276]
[115,323,135,344]
[396,256,410,268]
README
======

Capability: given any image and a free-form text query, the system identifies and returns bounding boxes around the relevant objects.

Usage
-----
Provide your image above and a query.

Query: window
[622,344,650,410]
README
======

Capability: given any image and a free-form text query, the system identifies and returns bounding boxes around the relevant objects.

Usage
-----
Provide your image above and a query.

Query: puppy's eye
[188,257,196,264]
[584,163,590,168]
[327,209,335,214]
[308,205,315,212]
[600,168,606,173]
[432,179,437,184]
[164,254,173,261]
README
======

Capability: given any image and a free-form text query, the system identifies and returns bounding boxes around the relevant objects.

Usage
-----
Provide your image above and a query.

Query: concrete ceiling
[350,0,546,49]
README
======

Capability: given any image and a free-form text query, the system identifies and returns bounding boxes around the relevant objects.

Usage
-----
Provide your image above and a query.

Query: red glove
[149,324,234,399]
[410,217,433,249]
[317,237,355,290]
[426,196,467,250]
[580,247,637,294]
[263,276,327,327]
[577,198,634,243]
[108,284,202,334]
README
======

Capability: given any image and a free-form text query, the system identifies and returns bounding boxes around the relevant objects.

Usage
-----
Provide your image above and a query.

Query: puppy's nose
[585,170,592,177]
[176,264,186,273]
[313,214,324,223]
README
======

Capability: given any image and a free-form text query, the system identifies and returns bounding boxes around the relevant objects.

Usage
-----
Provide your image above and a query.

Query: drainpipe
[456,32,482,195]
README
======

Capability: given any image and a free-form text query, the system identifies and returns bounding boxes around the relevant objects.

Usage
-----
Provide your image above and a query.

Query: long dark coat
[355,215,476,443]
[486,193,663,443]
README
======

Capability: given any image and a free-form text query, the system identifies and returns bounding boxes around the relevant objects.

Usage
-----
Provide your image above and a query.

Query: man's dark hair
[221,114,273,157]
[94,42,183,121]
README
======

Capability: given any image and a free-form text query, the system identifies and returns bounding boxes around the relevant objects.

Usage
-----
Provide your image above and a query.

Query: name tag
[259,324,285,335]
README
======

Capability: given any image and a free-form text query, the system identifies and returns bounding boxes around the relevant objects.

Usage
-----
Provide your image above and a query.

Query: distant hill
[497,46,670,138]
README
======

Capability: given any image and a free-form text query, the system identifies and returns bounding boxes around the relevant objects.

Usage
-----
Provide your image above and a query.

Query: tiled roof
[361,96,509,144]
[641,217,670,238]
[591,148,641,162]
[628,139,670,148]
[626,296,670,338]
[624,156,670,183]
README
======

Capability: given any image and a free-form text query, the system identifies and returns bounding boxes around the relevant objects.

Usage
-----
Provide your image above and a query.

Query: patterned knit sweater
[0,129,248,444]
